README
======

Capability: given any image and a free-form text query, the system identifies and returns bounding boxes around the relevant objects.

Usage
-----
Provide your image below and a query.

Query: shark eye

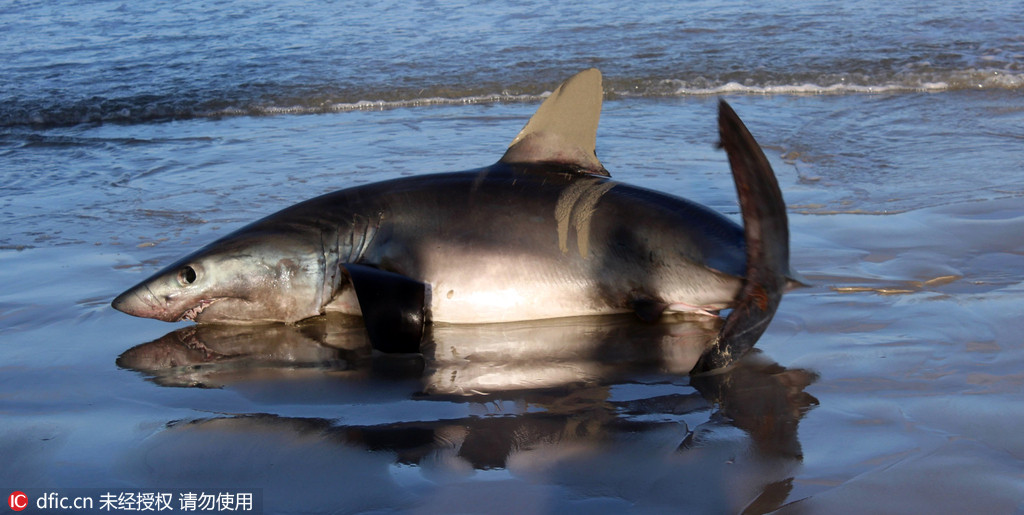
[177,265,198,286]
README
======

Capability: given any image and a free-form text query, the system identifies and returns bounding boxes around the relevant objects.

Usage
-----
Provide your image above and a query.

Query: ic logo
[8,492,28,512]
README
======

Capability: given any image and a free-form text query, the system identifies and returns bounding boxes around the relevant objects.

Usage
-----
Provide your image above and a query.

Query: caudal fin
[693,101,791,373]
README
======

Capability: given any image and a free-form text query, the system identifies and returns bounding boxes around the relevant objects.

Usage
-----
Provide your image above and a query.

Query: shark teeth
[178,299,216,322]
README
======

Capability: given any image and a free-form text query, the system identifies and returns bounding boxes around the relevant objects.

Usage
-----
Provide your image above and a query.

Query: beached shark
[112,68,799,369]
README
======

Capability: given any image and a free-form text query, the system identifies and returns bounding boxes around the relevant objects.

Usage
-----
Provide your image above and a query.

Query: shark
[112,68,800,368]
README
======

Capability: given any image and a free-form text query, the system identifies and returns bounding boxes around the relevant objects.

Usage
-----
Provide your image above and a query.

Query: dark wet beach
[3,95,1022,513]
[3,1,1024,513]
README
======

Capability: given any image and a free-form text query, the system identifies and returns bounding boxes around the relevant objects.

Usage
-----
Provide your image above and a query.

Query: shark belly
[420,249,621,324]
[423,263,741,324]
[375,181,746,324]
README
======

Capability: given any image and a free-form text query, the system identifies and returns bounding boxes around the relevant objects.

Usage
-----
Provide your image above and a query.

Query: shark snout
[111,287,146,316]
[112,286,175,321]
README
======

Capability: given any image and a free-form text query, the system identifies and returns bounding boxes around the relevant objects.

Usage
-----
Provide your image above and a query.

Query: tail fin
[693,101,791,373]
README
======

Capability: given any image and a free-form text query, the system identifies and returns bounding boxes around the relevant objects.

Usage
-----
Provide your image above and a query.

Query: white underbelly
[422,266,739,324]
[325,249,740,324]
[427,282,628,324]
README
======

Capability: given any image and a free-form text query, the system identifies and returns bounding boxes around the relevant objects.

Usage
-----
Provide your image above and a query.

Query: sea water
[2,1,1023,513]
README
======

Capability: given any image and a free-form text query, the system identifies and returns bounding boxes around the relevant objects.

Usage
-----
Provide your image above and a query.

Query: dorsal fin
[499,68,609,177]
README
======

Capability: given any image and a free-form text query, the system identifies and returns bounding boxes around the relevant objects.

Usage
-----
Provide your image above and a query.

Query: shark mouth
[178,299,218,322]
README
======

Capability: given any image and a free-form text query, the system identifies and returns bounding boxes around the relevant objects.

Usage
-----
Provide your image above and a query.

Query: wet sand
[2,95,1023,513]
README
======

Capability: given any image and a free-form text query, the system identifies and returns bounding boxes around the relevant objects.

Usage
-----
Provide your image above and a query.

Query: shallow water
[3,94,1023,513]
[3,1,1024,513]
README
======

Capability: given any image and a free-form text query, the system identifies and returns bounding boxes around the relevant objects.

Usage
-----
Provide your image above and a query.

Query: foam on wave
[4,69,1021,128]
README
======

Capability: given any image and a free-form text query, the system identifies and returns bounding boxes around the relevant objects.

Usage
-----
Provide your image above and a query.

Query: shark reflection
[117,314,372,388]
[118,316,817,513]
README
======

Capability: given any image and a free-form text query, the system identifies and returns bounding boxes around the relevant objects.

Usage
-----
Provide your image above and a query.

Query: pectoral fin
[343,264,426,354]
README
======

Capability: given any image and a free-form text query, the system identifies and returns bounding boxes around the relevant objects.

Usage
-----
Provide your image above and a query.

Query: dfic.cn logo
[8,492,28,512]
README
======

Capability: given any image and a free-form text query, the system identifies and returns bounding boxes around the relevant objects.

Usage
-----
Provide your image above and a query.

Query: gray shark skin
[112,69,799,365]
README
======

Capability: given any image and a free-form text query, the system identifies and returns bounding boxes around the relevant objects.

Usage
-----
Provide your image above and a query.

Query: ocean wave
[671,81,953,96]
[229,92,547,116]
[662,69,1024,96]
[3,69,1021,128]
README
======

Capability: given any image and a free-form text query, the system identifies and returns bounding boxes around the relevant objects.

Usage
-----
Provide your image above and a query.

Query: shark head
[112,230,326,324]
